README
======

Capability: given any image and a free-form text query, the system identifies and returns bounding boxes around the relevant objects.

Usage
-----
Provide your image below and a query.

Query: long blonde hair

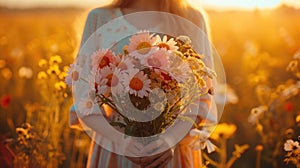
[107,0,209,32]
[113,0,188,17]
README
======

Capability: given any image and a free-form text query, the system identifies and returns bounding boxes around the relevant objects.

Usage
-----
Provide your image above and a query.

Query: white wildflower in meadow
[284,139,300,152]
[190,129,216,153]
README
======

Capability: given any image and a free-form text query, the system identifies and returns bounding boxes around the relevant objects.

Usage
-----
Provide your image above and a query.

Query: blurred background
[0,0,300,167]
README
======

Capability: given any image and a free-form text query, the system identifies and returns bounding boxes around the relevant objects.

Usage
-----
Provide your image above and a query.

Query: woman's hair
[112,0,188,17]
[107,0,209,32]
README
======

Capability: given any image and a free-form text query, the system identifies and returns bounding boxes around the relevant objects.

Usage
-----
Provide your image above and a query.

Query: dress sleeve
[69,8,114,129]
[188,8,217,125]
[69,10,97,130]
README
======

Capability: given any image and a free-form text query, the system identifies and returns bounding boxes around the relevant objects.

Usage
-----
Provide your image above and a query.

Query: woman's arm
[69,9,98,130]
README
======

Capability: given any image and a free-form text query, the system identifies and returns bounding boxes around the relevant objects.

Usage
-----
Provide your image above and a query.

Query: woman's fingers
[140,139,164,155]
[143,149,174,168]
[126,156,141,165]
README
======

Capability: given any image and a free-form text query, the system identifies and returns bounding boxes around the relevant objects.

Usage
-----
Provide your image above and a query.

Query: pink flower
[91,49,117,70]
[142,48,169,69]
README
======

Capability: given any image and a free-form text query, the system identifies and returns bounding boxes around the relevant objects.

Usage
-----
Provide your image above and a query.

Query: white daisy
[167,61,190,83]
[190,129,216,153]
[117,56,135,71]
[96,78,108,95]
[127,31,156,53]
[90,49,116,71]
[127,31,157,59]
[248,106,268,125]
[155,35,178,52]
[123,69,151,98]
[65,64,81,86]
[129,47,158,61]
[78,97,95,115]
[284,139,300,152]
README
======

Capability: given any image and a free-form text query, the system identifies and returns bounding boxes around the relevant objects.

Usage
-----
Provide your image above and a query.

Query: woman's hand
[127,148,174,168]
[141,148,174,168]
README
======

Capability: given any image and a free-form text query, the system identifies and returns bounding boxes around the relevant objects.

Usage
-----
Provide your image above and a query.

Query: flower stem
[256,150,261,168]
[220,137,227,168]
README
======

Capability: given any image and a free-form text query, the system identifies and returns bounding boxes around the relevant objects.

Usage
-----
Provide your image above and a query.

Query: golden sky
[0,0,300,10]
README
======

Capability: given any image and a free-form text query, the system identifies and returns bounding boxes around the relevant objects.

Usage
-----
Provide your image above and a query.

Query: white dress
[70,7,216,168]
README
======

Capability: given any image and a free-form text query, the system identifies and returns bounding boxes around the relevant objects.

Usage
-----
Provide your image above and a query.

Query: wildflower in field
[1,68,12,80]
[248,106,268,125]
[154,35,178,51]
[54,81,67,91]
[210,123,237,140]
[283,139,300,167]
[0,94,11,109]
[233,144,249,158]
[284,139,300,152]
[281,84,299,99]
[255,145,263,152]
[293,51,300,59]
[47,64,61,75]
[37,71,48,80]
[18,67,33,79]
[65,64,80,86]
[225,85,239,104]
[49,55,62,65]
[190,129,216,153]
[286,60,298,72]
[38,59,47,68]
[296,115,300,123]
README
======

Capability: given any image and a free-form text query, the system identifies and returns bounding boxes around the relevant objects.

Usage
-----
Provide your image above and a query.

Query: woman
[71,0,215,167]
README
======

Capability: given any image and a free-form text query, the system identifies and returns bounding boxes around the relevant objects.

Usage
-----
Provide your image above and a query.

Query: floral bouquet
[69,31,215,138]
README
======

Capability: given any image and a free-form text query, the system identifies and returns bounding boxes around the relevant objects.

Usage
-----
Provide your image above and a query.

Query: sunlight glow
[190,0,282,10]
[0,0,299,10]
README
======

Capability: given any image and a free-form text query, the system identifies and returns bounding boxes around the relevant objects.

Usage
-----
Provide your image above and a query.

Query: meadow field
[0,5,300,168]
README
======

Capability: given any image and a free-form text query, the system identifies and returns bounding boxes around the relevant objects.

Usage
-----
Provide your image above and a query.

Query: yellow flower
[296,115,300,123]
[195,75,206,88]
[18,67,33,79]
[47,64,61,75]
[256,123,263,133]
[49,55,62,65]
[233,144,249,158]
[37,71,48,80]
[38,59,48,67]
[1,68,13,80]
[54,81,67,91]
[286,60,298,72]
[255,145,263,151]
[210,123,237,140]
[186,57,205,72]
[59,71,67,80]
